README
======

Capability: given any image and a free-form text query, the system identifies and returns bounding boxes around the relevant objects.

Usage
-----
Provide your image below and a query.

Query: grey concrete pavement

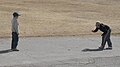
[0,35,120,67]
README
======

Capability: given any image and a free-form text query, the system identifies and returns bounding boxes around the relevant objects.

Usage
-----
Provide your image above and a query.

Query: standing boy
[11,12,20,51]
[92,21,112,50]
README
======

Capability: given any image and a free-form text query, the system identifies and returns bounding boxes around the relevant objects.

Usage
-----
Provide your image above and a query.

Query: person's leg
[106,29,112,49]
[11,32,15,49]
[14,33,19,49]
[11,32,19,51]
[100,35,107,49]
[107,38,112,47]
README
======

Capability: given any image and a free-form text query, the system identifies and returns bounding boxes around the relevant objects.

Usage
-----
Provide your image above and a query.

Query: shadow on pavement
[82,48,103,52]
[82,48,112,52]
[0,49,13,54]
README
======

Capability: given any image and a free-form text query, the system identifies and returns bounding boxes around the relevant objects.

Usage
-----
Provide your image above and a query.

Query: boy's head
[96,21,101,28]
[13,12,20,18]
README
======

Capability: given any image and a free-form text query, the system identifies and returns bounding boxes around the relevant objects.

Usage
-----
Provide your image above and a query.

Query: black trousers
[101,29,112,48]
[11,32,19,49]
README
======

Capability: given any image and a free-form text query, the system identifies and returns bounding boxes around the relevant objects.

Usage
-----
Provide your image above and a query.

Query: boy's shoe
[106,47,112,50]
[11,49,19,51]
[98,47,104,50]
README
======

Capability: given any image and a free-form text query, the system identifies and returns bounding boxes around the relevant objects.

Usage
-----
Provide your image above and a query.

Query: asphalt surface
[0,35,120,67]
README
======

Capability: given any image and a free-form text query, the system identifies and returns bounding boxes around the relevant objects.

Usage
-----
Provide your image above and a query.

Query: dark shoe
[11,49,19,51]
[106,47,112,50]
[98,47,104,50]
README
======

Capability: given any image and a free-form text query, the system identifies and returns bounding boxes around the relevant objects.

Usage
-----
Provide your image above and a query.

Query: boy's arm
[14,24,18,34]
[101,32,106,36]
[92,28,98,32]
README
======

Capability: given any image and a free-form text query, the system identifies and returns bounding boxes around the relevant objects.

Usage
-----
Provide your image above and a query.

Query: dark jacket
[93,24,110,35]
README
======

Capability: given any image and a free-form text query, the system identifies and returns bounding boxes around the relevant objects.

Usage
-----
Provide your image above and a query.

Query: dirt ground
[0,0,120,37]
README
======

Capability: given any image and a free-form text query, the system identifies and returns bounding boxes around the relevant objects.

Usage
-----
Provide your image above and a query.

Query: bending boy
[92,21,112,50]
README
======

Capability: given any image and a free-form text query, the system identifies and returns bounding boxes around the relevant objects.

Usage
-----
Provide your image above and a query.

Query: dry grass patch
[0,0,120,37]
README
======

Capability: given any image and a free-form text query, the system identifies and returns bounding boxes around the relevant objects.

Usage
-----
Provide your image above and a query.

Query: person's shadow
[0,49,13,54]
[82,48,112,52]
[82,48,103,52]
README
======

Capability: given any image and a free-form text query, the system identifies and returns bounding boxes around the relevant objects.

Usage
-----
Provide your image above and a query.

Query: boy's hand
[92,30,95,32]
[101,33,105,36]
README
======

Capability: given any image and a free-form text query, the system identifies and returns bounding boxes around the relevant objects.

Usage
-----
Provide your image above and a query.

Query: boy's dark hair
[13,12,20,17]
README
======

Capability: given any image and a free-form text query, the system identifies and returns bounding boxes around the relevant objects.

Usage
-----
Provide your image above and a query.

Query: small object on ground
[68,49,71,51]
